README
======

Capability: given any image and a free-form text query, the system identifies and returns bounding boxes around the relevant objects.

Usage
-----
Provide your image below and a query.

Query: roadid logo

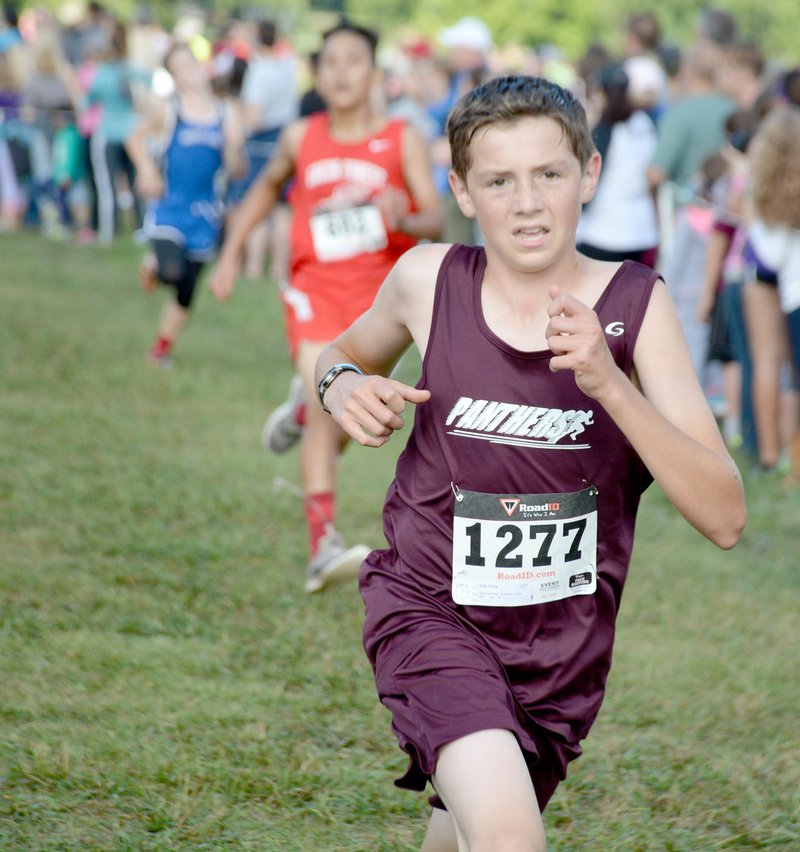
[499,498,520,516]
[520,501,560,512]
[498,498,560,516]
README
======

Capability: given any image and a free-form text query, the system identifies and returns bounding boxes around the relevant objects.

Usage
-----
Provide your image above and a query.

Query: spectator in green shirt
[647,46,733,192]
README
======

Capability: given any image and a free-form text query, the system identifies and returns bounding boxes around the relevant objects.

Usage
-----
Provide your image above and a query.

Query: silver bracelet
[317,363,364,413]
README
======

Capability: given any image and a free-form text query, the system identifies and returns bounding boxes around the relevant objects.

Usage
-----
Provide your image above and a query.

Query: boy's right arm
[209,119,305,301]
[315,243,449,447]
[125,97,167,200]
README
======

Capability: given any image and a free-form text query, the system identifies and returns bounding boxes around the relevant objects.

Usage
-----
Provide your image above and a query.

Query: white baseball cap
[438,17,493,53]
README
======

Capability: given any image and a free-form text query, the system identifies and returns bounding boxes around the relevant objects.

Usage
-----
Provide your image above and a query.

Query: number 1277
[463,520,586,568]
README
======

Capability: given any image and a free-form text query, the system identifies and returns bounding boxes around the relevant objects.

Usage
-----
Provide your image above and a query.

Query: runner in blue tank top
[126,43,245,366]
[149,105,225,258]
[315,77,746,851]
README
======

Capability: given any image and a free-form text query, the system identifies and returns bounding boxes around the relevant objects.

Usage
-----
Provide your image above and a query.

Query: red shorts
[281,281,377,360]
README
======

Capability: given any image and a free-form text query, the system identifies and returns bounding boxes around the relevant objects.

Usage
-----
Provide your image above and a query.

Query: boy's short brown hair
[725,39,765,78]
[447,76,595,182]
[626,11,661,52]
[321,19,379,63]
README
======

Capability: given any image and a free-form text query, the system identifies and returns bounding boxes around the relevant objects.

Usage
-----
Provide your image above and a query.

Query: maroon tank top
[363,244,659,745]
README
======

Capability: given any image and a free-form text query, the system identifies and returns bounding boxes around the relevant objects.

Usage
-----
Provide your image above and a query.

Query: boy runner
[315,76,746,850]
[127,43,246,366]
[210,22,442,592]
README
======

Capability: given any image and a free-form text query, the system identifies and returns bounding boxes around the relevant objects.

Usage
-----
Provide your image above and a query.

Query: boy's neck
[177,88,214,116]
[327,104,383,141]
[484,249,584,300]
[480,251,613,350]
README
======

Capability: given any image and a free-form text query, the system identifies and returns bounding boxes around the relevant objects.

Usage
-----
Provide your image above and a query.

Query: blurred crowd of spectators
[2,1,799,477]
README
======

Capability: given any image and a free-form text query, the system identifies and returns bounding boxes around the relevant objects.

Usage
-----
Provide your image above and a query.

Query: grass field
[1,230,798,850]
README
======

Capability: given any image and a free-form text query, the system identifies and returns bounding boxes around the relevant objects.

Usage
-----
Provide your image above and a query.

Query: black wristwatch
[317,363,364,413]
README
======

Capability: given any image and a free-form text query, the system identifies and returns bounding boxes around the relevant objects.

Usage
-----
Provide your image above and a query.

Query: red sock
[151,336,172,357]
[306,491,334,557]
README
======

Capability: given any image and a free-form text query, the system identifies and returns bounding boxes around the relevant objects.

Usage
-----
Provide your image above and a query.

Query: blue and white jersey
[145,99,226,260]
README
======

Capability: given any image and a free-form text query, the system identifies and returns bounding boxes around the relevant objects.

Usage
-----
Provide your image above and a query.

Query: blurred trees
[24,0,800,65]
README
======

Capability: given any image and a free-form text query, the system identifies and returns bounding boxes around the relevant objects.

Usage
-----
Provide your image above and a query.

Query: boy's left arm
[547,281,746,549]
[374,125,443,241]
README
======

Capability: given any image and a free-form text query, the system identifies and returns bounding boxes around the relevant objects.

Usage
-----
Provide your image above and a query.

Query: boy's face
[317,31,377,112]
[717,57,755,100]
[168,48,206,93]
[450,116,600,276]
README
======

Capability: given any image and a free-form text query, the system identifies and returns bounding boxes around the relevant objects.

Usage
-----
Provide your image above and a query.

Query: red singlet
[283,114,417,355]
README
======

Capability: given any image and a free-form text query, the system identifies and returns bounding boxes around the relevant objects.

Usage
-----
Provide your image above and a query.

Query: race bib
[309,203,388,261]
[451,486,598,607]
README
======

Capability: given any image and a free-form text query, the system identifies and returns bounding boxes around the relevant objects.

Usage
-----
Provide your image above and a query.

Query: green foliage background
[26,0,800,63]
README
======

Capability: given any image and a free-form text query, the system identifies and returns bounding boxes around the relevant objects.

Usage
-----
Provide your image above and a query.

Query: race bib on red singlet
[309,203,388,261]
[451,486,598,607]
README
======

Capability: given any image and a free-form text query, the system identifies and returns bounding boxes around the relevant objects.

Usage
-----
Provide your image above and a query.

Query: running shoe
[304,527,370,594]
[262,374,305,453]
[148,350,173,369]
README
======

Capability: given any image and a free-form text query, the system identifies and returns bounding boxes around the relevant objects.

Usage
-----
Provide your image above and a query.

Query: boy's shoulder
[394,241,456,281]
[390,242,486,323]
[573,256,661,312]
[389,242,460,306]
[384,244,460,352]
[584,256,625,287]
[281,115,315,155]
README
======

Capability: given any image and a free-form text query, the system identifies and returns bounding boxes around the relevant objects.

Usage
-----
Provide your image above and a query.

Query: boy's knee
[460,820,545,852]
[455,804,545,852]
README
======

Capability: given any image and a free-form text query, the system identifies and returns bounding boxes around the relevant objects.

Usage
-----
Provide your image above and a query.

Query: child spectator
[745,103,800,481]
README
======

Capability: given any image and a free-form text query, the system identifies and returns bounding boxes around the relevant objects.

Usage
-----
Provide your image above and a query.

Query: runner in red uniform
[284,111,418,353]
[315,76,746,851]
[210,22,442,592]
